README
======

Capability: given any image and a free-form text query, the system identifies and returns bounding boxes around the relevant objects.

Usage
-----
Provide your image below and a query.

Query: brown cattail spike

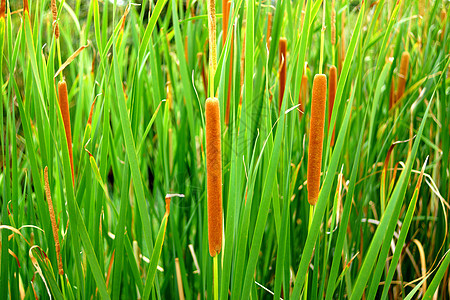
[299,73,308,120]
[222,0,228,47]
[0,0,5,19]
[396,51,410,103]
[441,9,447,40]
[44,167,64,275]
[58,80,74,186]
[198,53,208,95]
[328,66,337,146]
[307,74,327,206]
[24,0,29,13]
[279,37,287,113]
[266,12,273,49]
[389,78,395,110]
[205,98,222,257]
[51,0,59,39]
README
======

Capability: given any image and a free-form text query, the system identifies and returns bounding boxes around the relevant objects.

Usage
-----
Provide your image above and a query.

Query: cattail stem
[206,98,222,257]
[307,74,327,206]
[44,167,64,276]
[58,80,74,186]
[331,0,336,65]
[224,1,233,127]
[396,51,410,103]
[339,9,346,74]
[279,37,287,113]
[207,0,217,97]
[328,65,337,146]
[319,0,326,74]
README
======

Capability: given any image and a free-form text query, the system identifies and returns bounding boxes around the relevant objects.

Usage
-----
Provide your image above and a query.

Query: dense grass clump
[0,0,449,299]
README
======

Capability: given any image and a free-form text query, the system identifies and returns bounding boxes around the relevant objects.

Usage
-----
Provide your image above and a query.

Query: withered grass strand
[307,74,327,206]
[44,167,64,275]
[58,80,74,186]
[205,98,222,257]
[396,51,410,103]
[328,66,337,146]
[51,0,59,39]
[279,37,287,113]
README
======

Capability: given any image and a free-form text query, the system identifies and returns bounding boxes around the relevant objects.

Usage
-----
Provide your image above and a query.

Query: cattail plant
[51,0,59,39]
[205,98,222,256]
[307,74,327,205]
[298,73,308,119]
[339,9,346,74]
[0,0,5,19]
[266,12,273,49]
[58,80,74,185]
[389,78,395,110]
[328,65,337,146]
[23,0,29,13]
[222,0,229,47]
[298,63,309,120]
[197,53,208,95]
[278,37,287,113]
[441,9,447,40]
[44,167,64,276]
[396,51,410,103]
[224,1,234,126]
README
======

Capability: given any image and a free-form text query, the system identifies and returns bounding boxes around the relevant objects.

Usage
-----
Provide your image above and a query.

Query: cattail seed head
[58,80,74,186]
[44,167,64,275]
[207,0,217,75]
[23,0,29,13]
[51,0,59,39]
[0,0,5,19]
[441,9,447,40]
[222,0,229,47]
[307,74,327,206]
[267,12,273,49]
[389,78,395,110]
[299,74,308,120]
[279,37,287,113]
[205,98,222,257]
[396,51,410,102]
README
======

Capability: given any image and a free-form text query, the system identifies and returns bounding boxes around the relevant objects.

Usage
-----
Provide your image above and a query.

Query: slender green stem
[213,255,219,300]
